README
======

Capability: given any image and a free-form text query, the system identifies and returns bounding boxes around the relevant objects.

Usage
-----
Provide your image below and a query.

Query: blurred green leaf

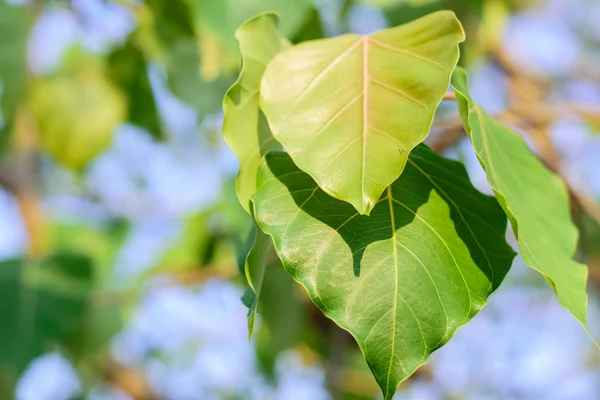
[260,11,464,215]
[252,146,514,399]
[193,0,314,53]
[381,0,480,27]
[223,13,288,213]
[452,67,593,332]
[45,223,129,362]
[108,39,163,140]
[359,0,441,7]
[30,66,127,169]
[49,220,129,285]
[0,254,93,379]
[158,212,212,271]
[164,37,232,114]
[144,0,195,41]
[0,1,28,150]
[144,0,232,117]
[291,8,325,44]
[255,262,308,376]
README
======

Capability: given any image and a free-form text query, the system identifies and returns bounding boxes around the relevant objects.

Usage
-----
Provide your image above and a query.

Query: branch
[0,106,47,258]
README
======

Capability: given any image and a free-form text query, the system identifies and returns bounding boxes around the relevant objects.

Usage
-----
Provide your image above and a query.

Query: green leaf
[260,11,465,215]
[223,13,289,212]
[0,1,27,148]
[107,39,163,140]
[243,218,274,339]
[252,145,514,399]
[0,254,93,378]
[452,67,592,330]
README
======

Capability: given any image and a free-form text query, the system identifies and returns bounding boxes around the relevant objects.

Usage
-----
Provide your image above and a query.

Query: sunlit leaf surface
[260,11,464,215]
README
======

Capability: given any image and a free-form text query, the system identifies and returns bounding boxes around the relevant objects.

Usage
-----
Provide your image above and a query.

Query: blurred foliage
[107,39,163,140]
[0,2,28,151]
[0,254,93,394]
[0,0,597,399]
[31,61,127,169]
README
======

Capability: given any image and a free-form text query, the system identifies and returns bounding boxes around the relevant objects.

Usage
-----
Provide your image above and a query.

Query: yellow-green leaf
[260,10,465,215]
[31,68,126,170]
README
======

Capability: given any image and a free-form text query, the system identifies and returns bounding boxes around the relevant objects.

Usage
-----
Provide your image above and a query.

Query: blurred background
[1,0,600,399]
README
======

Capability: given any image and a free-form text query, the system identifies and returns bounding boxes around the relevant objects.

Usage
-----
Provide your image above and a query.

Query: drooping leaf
[452,67,592,330]
[243,219,273,339]
[222,14,290,339]
[252,145,515,399]
[260,11,465,215]
[0,254,93,381]
[0,1,28,149]
[107,39,163,139]
[223,13,289,212]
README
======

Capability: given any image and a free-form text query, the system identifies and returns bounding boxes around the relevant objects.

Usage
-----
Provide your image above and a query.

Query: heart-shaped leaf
[452,67,592,330]
[223,13,289,212]
[252,145,515,399]
[260,10,465,215]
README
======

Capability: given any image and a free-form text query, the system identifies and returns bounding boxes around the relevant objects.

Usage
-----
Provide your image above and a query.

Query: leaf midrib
[276,35,445,212]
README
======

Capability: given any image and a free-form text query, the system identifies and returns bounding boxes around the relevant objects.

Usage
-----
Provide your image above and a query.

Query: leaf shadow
[264,145,512,286]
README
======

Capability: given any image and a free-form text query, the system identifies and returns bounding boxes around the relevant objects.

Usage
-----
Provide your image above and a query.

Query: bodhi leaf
[252,145,515,399]
[223,13,289,212]
[452,67,592,330]
[260,10,465,215]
